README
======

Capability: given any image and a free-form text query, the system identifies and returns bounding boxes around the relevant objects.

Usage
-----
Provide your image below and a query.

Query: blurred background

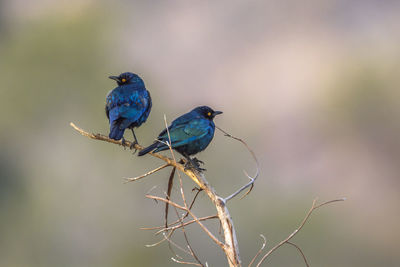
[1,0,399,266]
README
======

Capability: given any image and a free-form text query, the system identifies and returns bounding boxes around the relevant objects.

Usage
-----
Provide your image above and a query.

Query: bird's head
[193,106,223,120]
[109,72,143,86]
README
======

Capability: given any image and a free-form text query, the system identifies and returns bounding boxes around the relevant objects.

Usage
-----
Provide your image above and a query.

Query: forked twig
[146,194,225,249]
[255,198,345,267]
[155,215,219,235]
[141,189,204,231]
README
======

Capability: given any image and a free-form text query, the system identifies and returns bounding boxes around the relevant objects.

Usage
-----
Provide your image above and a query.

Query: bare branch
[216,126,259,202]
[172,205,204,266]
[163,187,203,231]
[70,122,140,148]
[124,164,170,182]
[146,194,187,212]
[286,242,309,267]
[155,215,219,235]
[70,122,241,266]
[146,194,225,250]
[70,122,191,178]
[255,198,345,267]
[141,189,205,231]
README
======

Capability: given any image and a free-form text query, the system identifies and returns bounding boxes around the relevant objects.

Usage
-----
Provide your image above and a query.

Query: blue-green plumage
[138,106,222,166]
[106,72,152,143]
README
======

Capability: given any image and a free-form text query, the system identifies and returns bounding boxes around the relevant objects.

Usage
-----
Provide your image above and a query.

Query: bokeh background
[1,0,399,266]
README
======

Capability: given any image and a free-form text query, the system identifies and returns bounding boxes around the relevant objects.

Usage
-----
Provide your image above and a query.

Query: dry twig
[172,205,203,266]
[248,235,266,267]
[141,189,205,232]
[286,241,309,267]
[155,215,219,235]
[146,194,225,249]
[124,164,170,182]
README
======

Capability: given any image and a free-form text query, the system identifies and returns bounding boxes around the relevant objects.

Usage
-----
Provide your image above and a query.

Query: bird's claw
[121,138,128,149]
[184,160,206,172]
[194,166,207,172]
[192,158,204,165]
[130,141,138,154]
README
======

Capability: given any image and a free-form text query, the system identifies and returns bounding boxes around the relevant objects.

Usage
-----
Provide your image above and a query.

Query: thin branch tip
[216,126,259,201]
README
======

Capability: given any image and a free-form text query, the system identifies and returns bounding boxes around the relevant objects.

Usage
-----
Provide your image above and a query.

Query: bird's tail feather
[138,142,159,156]
[109,121,125,140]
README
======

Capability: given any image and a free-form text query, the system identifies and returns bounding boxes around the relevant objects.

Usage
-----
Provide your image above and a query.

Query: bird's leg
[130,129,139,153]
[131,129,139,144]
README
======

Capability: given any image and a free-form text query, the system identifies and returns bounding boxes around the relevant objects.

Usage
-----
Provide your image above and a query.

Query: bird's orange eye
[207,112,212,117]
[121,78,127,83]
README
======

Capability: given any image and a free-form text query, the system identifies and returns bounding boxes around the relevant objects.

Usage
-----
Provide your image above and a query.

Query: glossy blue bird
[106,72,152,146]
[138,106,222,170]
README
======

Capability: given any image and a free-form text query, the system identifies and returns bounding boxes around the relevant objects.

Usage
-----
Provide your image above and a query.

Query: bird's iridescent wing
[159,118,211,148]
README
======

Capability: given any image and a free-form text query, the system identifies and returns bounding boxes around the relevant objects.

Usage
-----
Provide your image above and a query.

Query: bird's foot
[192,158,204,165]
[191,158,206,171]
[121,138,128,149]
[184,160,206,172]
[130,141,138,154]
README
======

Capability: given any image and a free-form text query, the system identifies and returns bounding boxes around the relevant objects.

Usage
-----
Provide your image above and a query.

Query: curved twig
[286,242,309,267]
[248,234,266,267]
[216,126,259,201]
[145,230,174,248]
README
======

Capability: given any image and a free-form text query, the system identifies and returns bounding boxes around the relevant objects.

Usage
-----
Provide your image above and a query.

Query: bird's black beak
[213,111,223,116]
[109,76,120,82]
